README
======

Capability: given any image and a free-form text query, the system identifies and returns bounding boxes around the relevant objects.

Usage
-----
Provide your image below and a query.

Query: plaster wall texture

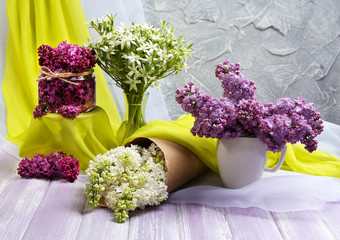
[142,0,340,125]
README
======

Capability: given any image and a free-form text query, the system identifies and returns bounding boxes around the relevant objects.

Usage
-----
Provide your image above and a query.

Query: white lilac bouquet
[175,60,324,153]
[85,14,192,94]
[85,144,168,223]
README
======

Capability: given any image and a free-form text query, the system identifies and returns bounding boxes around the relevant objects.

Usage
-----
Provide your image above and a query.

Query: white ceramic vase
[217,137,287,189]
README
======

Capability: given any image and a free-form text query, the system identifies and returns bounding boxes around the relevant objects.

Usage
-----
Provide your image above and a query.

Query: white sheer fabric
[167,122,340,212]
[0,0,8,138]
[168,170,340,212]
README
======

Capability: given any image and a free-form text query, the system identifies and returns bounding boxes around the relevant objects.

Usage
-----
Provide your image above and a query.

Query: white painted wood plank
[0,138,20,160]
[0,175,50,239]
[225,207,283,240]
[0,151,19,193]
[271,210,336,240]
[318,202,340,239]
[128,203,180,240]
[177,203,233,240]
[76,204,130,240]
[22,179,87,240]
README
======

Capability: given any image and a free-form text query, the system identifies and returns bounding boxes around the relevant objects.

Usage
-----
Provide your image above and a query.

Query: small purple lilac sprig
[17,151,80,182]
[215,60,256,103]
[33,105,81,119]
[33,105,47,118]
[175,60,324,153]
[58,106,81,119]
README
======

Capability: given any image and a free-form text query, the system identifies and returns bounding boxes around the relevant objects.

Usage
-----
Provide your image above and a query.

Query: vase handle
[264,145,287,173]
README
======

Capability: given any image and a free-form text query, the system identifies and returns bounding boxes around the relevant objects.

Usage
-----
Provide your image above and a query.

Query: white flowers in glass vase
[85,14,192,143]
[85,14,192,94]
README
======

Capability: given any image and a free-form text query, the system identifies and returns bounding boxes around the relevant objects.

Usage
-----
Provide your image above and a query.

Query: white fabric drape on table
[167,121,340,212]
[167,170,340,212]
[0,0,9,138]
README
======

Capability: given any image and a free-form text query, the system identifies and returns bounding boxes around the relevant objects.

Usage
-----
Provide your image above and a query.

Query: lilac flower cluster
[17,151,80,182]
[58,105,81,119]
[38,41,96,73]
[215,60,256,103]
[175,60,323,153]
[33,104,47,118]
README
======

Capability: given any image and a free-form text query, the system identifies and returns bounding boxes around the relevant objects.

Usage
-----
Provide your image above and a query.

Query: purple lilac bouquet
[17,151,80,182]
[34,41,97,119]
[175,60,323,153]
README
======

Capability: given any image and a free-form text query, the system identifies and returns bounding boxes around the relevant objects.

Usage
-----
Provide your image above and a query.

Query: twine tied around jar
[37,66,94,85]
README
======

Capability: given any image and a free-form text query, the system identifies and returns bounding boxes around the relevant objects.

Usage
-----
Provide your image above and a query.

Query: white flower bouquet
[85,137,207,223]
[85,143,168,222]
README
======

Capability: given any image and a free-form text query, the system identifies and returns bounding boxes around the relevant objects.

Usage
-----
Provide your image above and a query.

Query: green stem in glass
[117,92,149,145]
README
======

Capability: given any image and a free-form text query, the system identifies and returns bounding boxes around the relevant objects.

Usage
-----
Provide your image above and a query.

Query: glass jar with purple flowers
[37,68,96,115]
[33,41,97,119]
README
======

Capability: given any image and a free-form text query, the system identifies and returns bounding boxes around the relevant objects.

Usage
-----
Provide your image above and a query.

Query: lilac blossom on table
[17,151,80,182]
[175,60,323,153]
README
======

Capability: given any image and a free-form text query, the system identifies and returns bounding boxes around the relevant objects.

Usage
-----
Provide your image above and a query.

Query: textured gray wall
[142,0,340,125]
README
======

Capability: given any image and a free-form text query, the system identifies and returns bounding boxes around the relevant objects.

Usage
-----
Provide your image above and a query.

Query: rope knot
[37,66,94,85]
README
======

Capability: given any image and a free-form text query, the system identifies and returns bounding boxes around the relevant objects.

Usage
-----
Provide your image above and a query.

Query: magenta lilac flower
[175,60,324,153]
[57,155,80,182]
[58,105,81,119]
[33,104,47,119]
[38,41,96,73]
[17,151,80,182]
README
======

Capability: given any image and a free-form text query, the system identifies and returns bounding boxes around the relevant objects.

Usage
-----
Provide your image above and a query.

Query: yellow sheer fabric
[19,107,117,170]
[124,114,340,178]
[2,0,121,146]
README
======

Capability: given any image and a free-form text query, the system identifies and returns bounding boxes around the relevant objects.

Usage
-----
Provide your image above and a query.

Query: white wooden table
[1,141,339,240]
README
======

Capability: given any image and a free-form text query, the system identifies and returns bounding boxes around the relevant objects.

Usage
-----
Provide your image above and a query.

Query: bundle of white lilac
[85,143,168,223]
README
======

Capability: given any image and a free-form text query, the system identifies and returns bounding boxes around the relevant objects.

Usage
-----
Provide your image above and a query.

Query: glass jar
[38,72,96,113]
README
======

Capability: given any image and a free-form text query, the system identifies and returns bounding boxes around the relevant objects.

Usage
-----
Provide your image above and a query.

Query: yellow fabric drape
[19,107,118,170]
[2,0,121,146]
[124,114,340,178]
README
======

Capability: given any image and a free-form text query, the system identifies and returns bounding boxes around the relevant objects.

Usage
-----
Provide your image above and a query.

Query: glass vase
[38,72,96,113]
[117,92,149,145]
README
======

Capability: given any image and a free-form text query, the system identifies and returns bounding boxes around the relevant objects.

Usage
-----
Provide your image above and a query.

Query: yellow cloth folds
[19,107,117,170]
[267,144,340,178]
[2,0,121,147]
[125,114,340,178]
[124,114,218,173]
